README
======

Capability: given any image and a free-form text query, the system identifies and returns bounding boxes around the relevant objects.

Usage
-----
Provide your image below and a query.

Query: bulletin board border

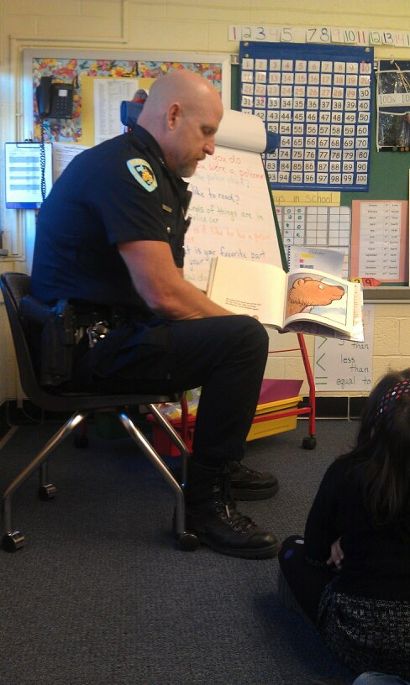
[22,48,231,141]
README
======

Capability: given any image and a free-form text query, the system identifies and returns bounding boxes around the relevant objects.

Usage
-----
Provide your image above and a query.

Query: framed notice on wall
[239,41,374,192]
[5,141,52,208]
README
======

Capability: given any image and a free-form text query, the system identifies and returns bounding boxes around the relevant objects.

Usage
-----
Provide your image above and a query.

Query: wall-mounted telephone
[36,76,74,119]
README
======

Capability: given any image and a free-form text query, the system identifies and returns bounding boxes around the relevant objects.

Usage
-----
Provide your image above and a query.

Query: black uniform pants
[73,315,269,466]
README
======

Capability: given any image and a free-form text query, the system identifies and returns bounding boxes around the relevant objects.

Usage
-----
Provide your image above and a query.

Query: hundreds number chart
[239,42,374,191]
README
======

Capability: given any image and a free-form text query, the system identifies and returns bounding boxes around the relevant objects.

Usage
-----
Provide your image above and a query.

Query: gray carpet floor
[0,417,359,685]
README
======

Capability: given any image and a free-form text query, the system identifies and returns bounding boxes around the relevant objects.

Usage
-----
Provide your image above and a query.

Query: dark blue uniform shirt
[31,126,191,314]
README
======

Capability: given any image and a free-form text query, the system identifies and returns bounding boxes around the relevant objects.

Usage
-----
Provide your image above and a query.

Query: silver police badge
[126,158,158,192]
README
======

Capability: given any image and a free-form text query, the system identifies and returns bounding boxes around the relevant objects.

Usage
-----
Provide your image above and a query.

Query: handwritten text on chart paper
[185,147,282,290]
[314,306,374,392]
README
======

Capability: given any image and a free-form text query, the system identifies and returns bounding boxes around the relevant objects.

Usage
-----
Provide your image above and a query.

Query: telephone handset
[36,76,74,119]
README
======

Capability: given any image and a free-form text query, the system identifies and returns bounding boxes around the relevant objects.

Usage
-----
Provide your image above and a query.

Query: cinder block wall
[1,0,410,408]
[265,302,410,397]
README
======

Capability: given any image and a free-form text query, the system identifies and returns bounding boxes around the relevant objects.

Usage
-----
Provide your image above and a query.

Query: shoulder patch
[126,158,158,192]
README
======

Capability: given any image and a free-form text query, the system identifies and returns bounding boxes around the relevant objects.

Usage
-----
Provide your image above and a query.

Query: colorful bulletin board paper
[350,200,409,285]
[26,53,228,146]
[240,42,374,192]
[31,58,139,144]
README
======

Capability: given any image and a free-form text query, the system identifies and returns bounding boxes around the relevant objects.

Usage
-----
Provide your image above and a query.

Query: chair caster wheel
[2,531,25,552]
[74,435,89,448]
[177,532,199,551]
[38,483,57,500]
[302,436,316,450]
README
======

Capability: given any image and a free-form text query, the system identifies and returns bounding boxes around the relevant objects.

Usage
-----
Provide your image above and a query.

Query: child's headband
[375,378,410,423]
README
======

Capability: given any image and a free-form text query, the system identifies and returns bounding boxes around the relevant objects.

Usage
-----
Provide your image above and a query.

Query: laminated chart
[350,200,409,285]
[239,42,374,191]
[275,206,351,276]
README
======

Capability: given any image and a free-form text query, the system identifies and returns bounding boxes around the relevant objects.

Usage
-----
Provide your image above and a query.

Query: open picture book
[207,256,364,342]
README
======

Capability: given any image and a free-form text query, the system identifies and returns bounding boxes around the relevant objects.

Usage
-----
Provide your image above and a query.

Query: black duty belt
[70,301,141,328]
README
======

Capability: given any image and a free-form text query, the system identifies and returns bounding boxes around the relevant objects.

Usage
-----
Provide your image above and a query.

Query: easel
[156,193,318,452]
[258,333,316,450]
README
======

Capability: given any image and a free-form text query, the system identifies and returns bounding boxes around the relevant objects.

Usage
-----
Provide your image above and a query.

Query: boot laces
[217,502,256,533]
[212,469,258,533]
[235,463,255,477]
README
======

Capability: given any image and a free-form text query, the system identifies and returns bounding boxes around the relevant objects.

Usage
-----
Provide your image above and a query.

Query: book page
[288,283,364,342]
[283,269,356,336]
[207,257,287,327]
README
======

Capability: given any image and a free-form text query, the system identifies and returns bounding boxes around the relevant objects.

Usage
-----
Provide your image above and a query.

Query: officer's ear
[167,102,182,130]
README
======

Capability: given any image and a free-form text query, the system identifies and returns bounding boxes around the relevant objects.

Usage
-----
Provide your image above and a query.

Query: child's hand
[326,537,344,570]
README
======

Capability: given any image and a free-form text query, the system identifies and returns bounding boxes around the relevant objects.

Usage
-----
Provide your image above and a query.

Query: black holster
[20,295,76,386]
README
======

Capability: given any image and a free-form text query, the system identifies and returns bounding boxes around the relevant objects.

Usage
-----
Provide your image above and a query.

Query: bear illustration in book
[286,277,345,317]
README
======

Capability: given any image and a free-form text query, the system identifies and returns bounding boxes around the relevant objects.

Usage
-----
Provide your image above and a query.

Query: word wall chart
[239,42,374,191]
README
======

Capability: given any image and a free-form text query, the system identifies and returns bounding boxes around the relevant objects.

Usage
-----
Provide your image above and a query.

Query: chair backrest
[0,272,42,402]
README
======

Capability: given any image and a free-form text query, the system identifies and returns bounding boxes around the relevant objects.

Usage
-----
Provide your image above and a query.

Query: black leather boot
[184,461,279,559]
[228,460,279,501]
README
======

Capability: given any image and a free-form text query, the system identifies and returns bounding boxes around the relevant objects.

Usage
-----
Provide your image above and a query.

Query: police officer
[31,69,279,559]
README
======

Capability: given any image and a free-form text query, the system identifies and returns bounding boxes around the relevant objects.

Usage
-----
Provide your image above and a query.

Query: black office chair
[0,272,199,553]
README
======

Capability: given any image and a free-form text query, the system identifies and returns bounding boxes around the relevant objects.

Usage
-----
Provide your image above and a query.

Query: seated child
[278,369,410,680]
[353,674,410,685]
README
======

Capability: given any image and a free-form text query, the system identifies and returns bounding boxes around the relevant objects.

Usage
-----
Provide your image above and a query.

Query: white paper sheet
[215,109,267,152]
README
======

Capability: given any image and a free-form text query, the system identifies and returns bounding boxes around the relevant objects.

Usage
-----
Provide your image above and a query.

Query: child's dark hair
[348,368,410,528]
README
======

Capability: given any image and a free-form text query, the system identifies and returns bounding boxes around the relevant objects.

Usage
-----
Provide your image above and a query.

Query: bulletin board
[22,48,231,144]
[239,41,374,192]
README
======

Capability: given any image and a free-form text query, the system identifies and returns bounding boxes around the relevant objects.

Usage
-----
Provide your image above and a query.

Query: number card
[239,42,374,191]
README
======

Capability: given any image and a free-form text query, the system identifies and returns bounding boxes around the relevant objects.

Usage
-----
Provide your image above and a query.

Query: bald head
[139,70,222,128]
[137,70,223,177]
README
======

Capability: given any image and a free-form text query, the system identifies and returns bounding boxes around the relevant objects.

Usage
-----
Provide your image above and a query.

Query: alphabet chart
[239,42,374,191]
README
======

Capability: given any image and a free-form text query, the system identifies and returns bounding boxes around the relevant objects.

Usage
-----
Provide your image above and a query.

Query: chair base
[2,406,196,552]
[175,531,200,551]
[38,483,58,500]
[2,530,25,552]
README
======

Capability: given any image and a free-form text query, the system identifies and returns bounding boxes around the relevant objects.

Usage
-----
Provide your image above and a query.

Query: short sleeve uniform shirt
[31,125,191,312]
